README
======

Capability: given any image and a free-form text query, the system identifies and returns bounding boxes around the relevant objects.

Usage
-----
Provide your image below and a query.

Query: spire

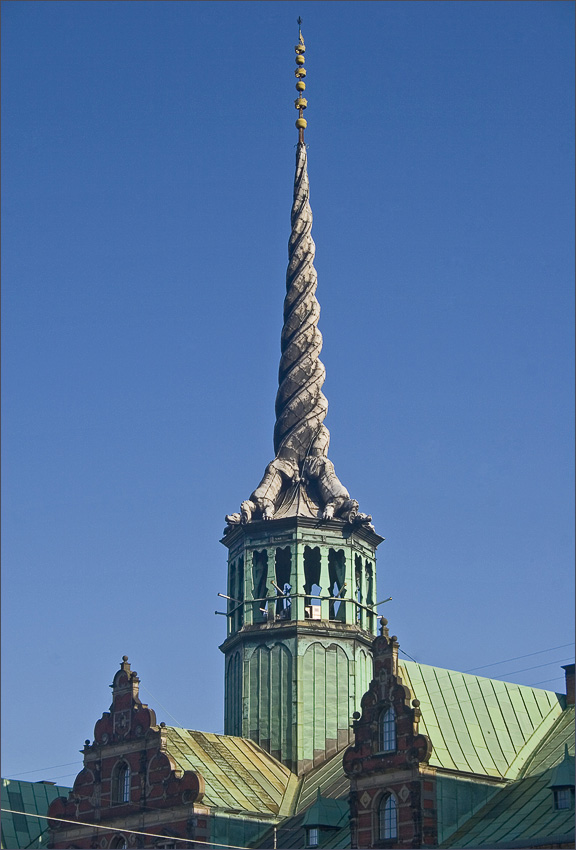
[273,18,328,467]
[224,27,373,531]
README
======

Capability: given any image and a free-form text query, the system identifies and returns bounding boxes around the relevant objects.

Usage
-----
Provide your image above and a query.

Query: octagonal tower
[220,26,385,775]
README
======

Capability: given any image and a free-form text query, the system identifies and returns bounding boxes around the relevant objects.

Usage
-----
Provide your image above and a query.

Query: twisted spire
[273,140,329,462]
[224,25,372,530]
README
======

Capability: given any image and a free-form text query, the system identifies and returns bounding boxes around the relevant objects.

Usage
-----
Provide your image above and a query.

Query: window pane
[114,764,131,804]
[379,794,397,840]
[122,766,131,802]
[379,706,396,752]
[555,788,572,810]
[308,827,319,846]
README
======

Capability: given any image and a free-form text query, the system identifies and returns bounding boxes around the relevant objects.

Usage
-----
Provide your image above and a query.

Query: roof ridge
[400,660,563,693]
[516,704,575,779]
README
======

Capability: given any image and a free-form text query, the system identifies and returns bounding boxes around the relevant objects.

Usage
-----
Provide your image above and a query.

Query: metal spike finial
[294,19,307,142]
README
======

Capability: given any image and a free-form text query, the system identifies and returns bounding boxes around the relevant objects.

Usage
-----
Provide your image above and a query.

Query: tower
[220,26,384,775]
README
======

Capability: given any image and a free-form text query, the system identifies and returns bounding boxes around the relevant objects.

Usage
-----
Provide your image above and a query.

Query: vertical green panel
[293,544,306,621]
[325,647,338,741]
[225,655,230,732]
[225,655,231,733]
[270,646,280,755]
[355,649,368,713]
[314,644,327,752]
[302,643,315,760]
[336,645,350,734]
[233,651,242,735]
[319,548,330,620]
[225,651,242,735]
[282,644,293,762]
[269,643,293,763]
[237,556,245,631]
[249,647,260,738]
[260,646,271,745]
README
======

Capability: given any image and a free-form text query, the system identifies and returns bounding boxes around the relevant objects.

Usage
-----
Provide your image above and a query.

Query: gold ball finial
[294,18,307,141]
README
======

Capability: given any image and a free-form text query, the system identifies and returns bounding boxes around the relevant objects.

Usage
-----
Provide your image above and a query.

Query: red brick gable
[343,622,436,849]
[47,658,208,849]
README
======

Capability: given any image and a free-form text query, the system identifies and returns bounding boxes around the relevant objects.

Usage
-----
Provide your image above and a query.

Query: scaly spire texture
[274,142,329,461]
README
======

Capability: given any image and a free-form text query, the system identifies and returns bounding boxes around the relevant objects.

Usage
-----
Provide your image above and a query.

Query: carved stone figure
[302,455,358,522]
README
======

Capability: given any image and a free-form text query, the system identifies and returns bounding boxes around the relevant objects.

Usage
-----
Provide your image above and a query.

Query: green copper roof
[301,790,349,828]
[400,661,564,779]
[295,748,351,813]
[440,706,575,848]
[521,708,575,778]
[1,779,72,849]
[164,727,298,816]
[546,745,575,789]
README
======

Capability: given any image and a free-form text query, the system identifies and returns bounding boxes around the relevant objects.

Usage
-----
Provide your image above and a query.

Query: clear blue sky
[2,1,574,786]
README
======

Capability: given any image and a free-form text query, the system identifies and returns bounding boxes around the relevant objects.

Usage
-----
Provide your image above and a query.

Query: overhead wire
[463,642,575,673]
[0,808,252,850]
[485,656,574,680]
[5,761,83,778]
[139,684,189,731]
[397,641,574,676]
[396,642,573,686]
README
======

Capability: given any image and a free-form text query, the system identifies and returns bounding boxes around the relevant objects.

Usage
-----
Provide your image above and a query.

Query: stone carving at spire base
[225,140,373,534]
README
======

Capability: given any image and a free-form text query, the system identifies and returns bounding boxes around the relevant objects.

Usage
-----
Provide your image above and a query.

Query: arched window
[112,761,131,804]
[110,836,128,849]
[379,705,396,752]
[378,794,397,841]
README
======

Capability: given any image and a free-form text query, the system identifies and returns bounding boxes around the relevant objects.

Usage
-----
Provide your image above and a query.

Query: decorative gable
[344,621,433,777]
[47,658,208,849]
[343,620,436,848]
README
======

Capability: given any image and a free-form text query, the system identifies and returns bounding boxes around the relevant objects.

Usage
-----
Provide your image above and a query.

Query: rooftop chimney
[562,664,574,705]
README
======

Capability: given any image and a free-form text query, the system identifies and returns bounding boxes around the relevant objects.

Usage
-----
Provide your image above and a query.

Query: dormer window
[113,762,131,804]
[547,744,575,811]
[379,705,396,752]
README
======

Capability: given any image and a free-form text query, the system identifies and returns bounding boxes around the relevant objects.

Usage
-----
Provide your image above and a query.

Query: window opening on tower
[355,556,363,624]
[303,545,322,618]
[235,556,244,631]
[328,548,346,620]
[275,547,292,619]
[365,561,374,631]
[252,550,268,622]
